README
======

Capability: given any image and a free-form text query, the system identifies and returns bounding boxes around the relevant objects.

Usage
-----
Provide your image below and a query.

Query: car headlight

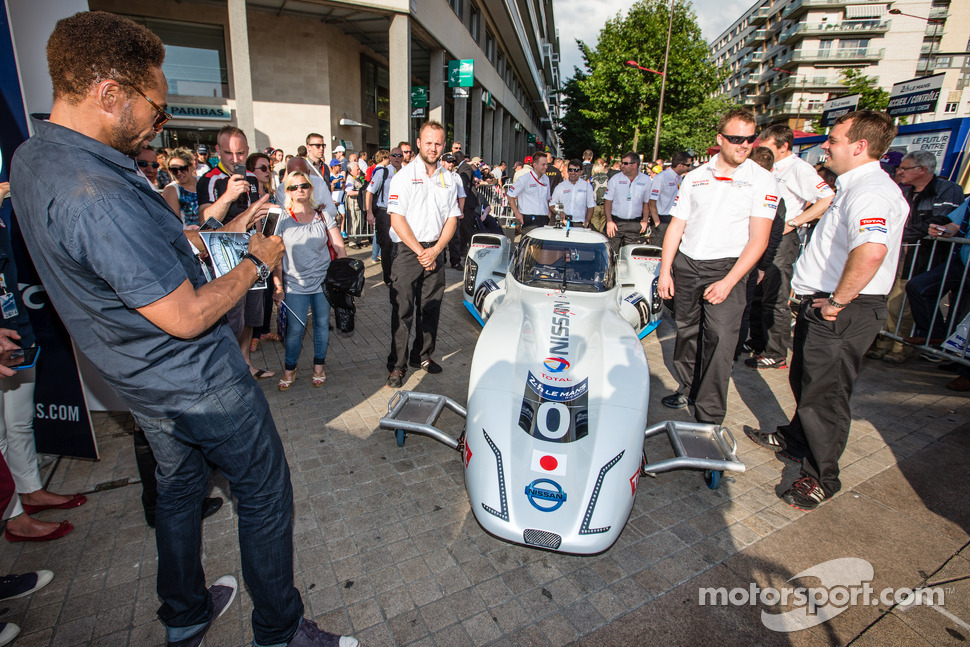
[651,277,663,314]
[464,259,479,295]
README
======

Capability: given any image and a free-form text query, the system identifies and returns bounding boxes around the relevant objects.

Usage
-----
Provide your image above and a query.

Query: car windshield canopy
[512,237,614,292]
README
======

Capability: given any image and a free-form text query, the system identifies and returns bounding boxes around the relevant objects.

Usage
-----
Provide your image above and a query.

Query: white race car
[381,225,744,554]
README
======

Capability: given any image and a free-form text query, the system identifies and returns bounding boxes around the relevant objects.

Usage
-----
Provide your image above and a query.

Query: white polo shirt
[550,178,595,222]
[791,161,907,296]
[386,160,461,243]
[648,167,683,215]
[670,155,779,260]
[507,170,550,216]
[772,153,835,219]
[604,172,651,220]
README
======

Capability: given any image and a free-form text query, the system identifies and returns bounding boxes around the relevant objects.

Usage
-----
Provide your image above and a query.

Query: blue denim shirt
[10,116,248,418]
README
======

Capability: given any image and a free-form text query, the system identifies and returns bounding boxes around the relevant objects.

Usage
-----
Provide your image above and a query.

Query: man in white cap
[330,145,348,174]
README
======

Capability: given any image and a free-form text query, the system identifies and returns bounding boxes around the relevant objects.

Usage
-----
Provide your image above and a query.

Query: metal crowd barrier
[343,197,375,243]
[476,181,516,229]
[880,235,970,366]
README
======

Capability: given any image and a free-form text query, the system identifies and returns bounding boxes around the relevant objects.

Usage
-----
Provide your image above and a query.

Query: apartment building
[709,0,970,130]
[7,0,562,161]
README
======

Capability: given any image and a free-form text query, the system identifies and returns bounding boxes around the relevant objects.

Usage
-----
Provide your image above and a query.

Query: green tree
[569,0,728,159]
[838,69,890,110]
[557,69,598,160]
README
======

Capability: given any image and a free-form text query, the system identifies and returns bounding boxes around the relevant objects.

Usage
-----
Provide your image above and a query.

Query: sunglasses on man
[136,160,160,169]
[720,133,757,145]
[128,85,172,130]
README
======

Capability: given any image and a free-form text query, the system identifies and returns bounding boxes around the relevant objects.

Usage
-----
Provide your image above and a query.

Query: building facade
[11,0,562,162]
[709,0,969,129]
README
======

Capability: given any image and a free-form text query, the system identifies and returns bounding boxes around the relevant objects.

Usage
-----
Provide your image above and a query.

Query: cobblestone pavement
[0,247,966,646]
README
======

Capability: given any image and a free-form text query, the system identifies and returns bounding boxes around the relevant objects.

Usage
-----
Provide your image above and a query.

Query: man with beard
[657,108,777,426]
[10,12,357,647]
[384,122,460,388]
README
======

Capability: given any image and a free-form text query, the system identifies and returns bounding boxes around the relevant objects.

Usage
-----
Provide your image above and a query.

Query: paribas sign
[169,104,231,121]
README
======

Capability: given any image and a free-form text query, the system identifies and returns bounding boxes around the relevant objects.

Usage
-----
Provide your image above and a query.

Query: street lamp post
[626,0,674,161]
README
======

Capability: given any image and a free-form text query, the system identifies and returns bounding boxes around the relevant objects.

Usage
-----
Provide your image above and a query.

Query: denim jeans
[134,378,303,646]
[905,259,969,339]
[282,291,330,371]
[371,232,381,261]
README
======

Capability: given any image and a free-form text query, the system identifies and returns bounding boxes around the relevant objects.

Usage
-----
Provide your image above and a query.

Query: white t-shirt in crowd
[649,167,683,215]
[507,170,550,216]
[387,160,461,243]
[772,153,835,219]
[670,154,779,260]
[366,164,396,208]
[791,161,907,296]
[550,178,595,222]
[604,172,652,220]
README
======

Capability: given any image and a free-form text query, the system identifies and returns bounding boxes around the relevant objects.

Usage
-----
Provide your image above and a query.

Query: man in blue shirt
[10,12,357,647]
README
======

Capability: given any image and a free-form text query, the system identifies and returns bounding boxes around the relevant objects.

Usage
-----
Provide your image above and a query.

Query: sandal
[277,376,295,391]
[260,333,281,342]
[312,372,327,388]
[250,338,259,353]
[251,368,275,379]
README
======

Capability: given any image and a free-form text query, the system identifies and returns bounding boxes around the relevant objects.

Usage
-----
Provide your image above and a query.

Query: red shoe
[5,521,73,542]
[21,494,86,515]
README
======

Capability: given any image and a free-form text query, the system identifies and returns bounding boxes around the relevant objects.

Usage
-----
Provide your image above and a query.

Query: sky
[551,0,753,79]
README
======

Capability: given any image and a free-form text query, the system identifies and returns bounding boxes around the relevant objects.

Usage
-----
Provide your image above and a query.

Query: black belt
[796,292,885,303]
[398,240,438,249]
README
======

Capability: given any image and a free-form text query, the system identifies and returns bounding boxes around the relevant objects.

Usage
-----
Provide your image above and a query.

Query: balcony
[748,29,768,44]
[928,7,948,21]
[751,7,770,24]
[776,47,885,68]
[741,52,765,68]
[782,0,886,20]
[779,19,890,44]
[767,101,824,118]
[741,73,763,87]
[769,75,846,93]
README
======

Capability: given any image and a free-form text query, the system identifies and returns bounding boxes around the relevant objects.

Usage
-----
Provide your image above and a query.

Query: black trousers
[388,244,445,371]
[759,230,801,360]
[780,294,886,497]
[671,253,747,425]
[609,219,643,254]
[520,213,549,236]
[374,207,396,284]
[652,215,671,247]
[446,218,463,266]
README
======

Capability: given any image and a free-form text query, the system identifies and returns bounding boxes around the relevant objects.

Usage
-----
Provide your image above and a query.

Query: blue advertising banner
[0,3,97,459]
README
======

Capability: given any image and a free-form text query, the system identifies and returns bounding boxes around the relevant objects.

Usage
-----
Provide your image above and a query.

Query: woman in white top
[273,171,347,391]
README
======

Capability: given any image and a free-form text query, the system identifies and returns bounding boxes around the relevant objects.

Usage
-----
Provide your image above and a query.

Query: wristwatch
[241,252,271,282]
[786,219,798,228]
[827,295,849,309]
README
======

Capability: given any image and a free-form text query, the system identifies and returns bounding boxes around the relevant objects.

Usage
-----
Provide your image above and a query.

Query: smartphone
[263,206,282,236]
[232,163,247,177]
[0,346,39,370]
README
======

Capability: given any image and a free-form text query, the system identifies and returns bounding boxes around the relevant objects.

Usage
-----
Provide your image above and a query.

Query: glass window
[469,5,480,40]
[449,0,463,19]
[131,18,228,98]
[511,237,614,293]
[485,29,496,63]
[944,102,958,113]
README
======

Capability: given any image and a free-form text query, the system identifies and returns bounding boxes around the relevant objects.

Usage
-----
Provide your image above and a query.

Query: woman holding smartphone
[274,171,347,390]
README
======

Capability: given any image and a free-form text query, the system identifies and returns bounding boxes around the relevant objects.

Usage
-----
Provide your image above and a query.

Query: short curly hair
[47,11,165,104]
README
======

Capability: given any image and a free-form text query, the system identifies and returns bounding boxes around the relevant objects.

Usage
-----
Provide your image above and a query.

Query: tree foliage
[838,69,890,111]
[561,0,729,160]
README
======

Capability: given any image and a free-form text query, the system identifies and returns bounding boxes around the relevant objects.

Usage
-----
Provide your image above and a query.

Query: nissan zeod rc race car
[380,225,745,555]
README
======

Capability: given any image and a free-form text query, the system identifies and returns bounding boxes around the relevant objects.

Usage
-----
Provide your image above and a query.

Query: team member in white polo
[384,121,460,388]
[747,111,907,511]
[603,151,651,253]
[549,159,595,227]
[507,152,551,232]
[744,124,835,369]
[657,108,777,425]
[647,151,692,246]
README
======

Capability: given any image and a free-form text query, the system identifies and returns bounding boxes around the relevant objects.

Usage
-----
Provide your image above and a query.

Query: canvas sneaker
[410,359,442,374]
[167,576,237,647]
[386,370,405,388]
[0,623,19,647]
[660,393,692,409]
[287,618,359,647]
[744,427,804,462]
[781,476,828,511]
[0,570,53,601]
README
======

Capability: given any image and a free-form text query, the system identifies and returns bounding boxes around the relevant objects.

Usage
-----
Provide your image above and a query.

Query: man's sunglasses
[720,133,757,145]
[390,153,404,158]
[568,167,581,172]
[128,85,172,129]
[169,165,189,174]
[286,183,312,191]
[307,143,325,148]
[136,160,160,169]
